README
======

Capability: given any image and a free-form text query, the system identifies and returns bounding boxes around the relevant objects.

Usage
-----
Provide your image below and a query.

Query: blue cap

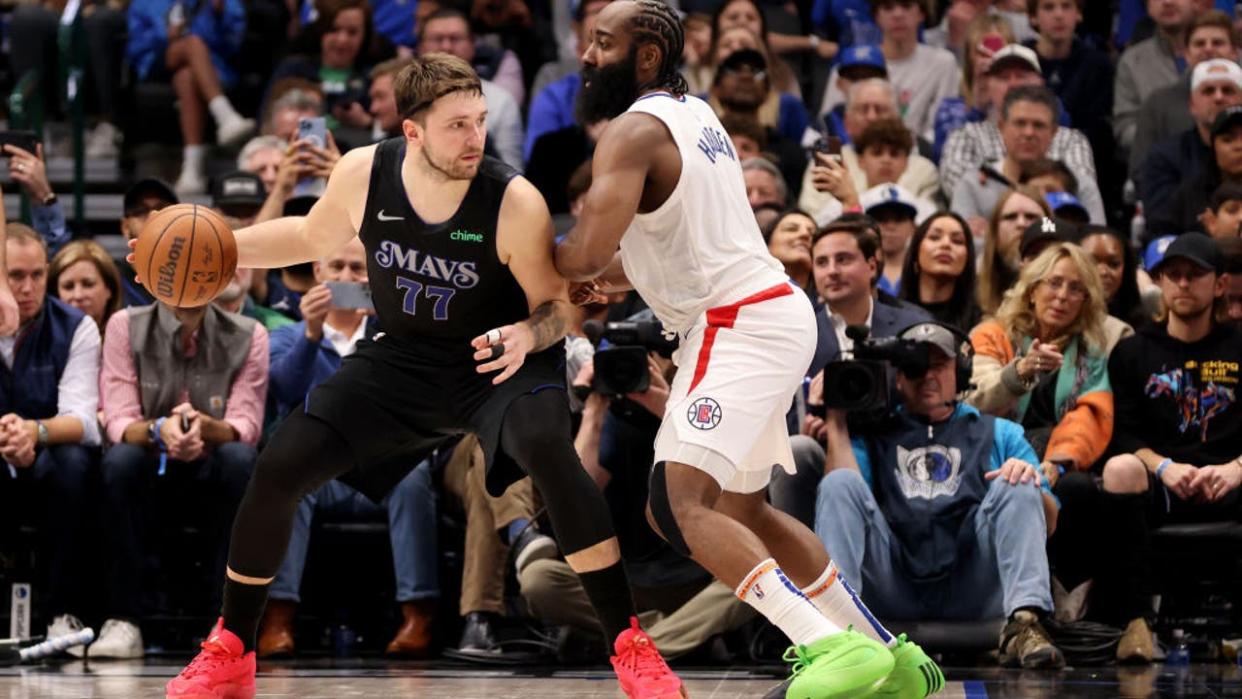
[839,45,886,73]
[1144,235,1178,272]
[1045,191,1087,218]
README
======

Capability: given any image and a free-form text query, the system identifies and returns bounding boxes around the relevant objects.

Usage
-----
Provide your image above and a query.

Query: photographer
[815,322,1065,670]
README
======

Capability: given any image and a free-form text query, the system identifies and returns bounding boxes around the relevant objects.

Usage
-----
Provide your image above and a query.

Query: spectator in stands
[520,358,752,661]
[1096,233,1240,663]
[0,225,99,652]
[1145,68,1242,238]
[127,0,254,196]
[854,119,939,202]
[800,82,941,224]
[1027,0,1114,185]
[211,170,265,228]
[861,184,921,296]
[816,321,1065,669]
[769,219,930,527]
[742,158,789,210]
[238,135,287,193]
[1131,11,1238,177]
[253,135,340,226]
[368,57,413,139]
[969,241,1120,480]
[821,0,960,142]
[899,211,982,330]
[941,48,1097,201]
[116,179,178,307]
[256,238,438,658]
[424,8,525,108]
[950,86,1105,225]
[9,0,127,159]
[709,0,806,98]
[680,12,714,94]
[761,209,817,293]
[978,186,1051,315]
[1113,0,1198,155]
[524,0,611,161]
[416,9,524,169]
[707,48,807,192]
[262,83,326,143]
[97,285,269,657]
[723,114,768,161]
[48,240,123,333]
[3,145,69,256]
[1077,224,1149,329]
[924,0,1036,53]
[1201,180,1242,238]
[1020,157,1076,197]
[1156,103,1242,236]
[266,0,389,135]
[932,14,1016,163]
[706,31,809,146]
[818,45,888,144]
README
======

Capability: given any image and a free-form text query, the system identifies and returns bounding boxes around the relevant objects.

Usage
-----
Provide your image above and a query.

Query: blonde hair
[48,240,123,328]
[962,14,1015,109]
[393,53,482,123]
[978,186,1051,315]
[994,242,1109,352]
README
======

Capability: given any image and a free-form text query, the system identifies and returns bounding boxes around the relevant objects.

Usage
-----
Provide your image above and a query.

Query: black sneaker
[511,526,558,573]
[456,612,501,656]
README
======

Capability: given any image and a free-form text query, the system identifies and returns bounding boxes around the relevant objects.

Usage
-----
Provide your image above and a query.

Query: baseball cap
[986,44,1041,76]
[1044,192,1088,222]
[838,44,886,74]
[1211,104,1242,138]
[899,322,963,359]
[1019,216,1075,259]
[860,184,918,220]
[1151,233,1225,275]
[1143,235,1178,272]
[718,48,767,76]
[123,178,178,214]
[1192,58,1242,92]
[212,171,266,210]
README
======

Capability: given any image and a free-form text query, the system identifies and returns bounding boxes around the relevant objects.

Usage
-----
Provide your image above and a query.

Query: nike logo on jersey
[377,210,404,221]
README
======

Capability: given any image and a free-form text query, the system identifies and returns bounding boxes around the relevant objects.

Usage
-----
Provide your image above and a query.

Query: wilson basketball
[133,204,238,308]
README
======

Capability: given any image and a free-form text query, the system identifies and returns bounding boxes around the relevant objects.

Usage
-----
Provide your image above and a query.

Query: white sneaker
[85,122,120,159]
[88,618,144,659]
[216,116,256,147]
[174,168,207,196]
[47,614,87,658]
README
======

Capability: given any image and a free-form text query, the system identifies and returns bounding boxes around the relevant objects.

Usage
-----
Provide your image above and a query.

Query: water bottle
[331,624,357,657]
[1166,629,1191,667]
[1130,201,1146,249]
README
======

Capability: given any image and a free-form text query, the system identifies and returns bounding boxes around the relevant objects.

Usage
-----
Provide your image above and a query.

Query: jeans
[815,469,1052,620]
[268,462,438,604]
[102,442,256,619]
[768,434,825,529]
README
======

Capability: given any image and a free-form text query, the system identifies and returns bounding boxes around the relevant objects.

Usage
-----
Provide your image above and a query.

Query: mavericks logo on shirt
[895,445,963,500]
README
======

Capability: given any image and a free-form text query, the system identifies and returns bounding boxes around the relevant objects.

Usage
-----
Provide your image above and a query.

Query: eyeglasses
[1039,276,1087,299]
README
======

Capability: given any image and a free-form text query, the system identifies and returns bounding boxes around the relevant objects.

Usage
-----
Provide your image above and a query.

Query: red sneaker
[165,618,256,699]
[610,617,686,699]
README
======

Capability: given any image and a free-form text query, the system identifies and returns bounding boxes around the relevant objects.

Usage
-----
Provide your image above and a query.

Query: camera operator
[518,333,752,661]
[770,216,930,527]
[815,322,1065,670]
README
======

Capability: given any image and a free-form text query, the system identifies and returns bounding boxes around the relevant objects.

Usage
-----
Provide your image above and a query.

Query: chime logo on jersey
[687,397,722,430]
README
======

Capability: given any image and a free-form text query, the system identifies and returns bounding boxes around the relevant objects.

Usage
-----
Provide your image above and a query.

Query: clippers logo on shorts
[895,445,963,500]
[687,397,722,430]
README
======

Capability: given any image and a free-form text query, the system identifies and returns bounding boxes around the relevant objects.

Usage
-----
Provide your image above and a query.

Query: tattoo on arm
[526,300,569,352]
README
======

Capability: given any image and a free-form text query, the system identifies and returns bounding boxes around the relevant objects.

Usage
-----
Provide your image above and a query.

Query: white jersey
[617,93,787,333]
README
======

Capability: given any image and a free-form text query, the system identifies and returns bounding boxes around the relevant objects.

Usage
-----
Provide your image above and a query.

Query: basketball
[133,203,238,308]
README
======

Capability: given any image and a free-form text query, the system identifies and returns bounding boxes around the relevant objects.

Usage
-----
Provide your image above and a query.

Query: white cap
[1192,58,1242,92]
[860,184,919,220]
[986,44,1041,75]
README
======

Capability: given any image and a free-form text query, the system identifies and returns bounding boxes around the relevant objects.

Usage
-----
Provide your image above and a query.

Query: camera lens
[836,364,875,406]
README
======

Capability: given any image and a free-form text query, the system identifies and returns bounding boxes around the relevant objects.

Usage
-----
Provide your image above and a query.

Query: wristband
[809,35,820,51]
[152,417,169,476]
[1155,458,1172,479]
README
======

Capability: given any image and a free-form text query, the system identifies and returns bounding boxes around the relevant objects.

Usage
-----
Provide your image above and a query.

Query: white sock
[802,561,896,648]
[181,144,206,174]
[736,559,841,646]
[208,95,240,125]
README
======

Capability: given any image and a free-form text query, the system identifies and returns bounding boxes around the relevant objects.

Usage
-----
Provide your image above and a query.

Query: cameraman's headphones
[896,320,975,394]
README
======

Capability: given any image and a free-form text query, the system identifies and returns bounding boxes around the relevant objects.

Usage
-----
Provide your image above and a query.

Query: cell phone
[980,34,1006,54]
[0,130,39,157]
[294,117,328,198]
[326,281,374,310]
[813,135,843,163]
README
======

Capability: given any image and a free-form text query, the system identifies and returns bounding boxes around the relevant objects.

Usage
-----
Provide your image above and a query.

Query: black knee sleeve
[648,462,691,557]
[500,390,616,556]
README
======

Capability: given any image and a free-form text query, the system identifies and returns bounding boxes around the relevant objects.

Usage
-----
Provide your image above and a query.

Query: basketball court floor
[2,660,1240,698]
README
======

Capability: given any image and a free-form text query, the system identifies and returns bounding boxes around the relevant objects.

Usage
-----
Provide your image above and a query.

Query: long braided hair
[628,0,689,96]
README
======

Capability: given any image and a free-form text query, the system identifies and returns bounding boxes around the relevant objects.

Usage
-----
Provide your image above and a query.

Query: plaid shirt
[939,120,1097,202]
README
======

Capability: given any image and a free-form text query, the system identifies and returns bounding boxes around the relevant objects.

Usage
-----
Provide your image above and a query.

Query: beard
[577,49,641,125]
[421,140,481,181]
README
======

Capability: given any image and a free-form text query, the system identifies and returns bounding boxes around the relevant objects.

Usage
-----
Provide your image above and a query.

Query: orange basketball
[133,204,238,308]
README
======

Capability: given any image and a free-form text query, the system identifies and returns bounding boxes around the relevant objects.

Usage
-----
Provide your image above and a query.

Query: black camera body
[822,325,934,413]
[583,318,678,398]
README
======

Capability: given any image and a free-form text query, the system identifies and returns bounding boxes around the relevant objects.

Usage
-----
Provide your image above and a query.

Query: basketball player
[156,54,683,699]
[554,2,944,697]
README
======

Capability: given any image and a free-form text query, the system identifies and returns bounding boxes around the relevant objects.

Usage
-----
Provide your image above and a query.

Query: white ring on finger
[485,328,502,345]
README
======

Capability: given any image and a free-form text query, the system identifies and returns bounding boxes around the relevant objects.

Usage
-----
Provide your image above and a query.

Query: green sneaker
[773,629,895,699]
[872,634,945,699]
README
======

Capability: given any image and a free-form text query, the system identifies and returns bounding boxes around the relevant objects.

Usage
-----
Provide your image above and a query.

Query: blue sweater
[268,318,378,419]
[127,0,246,86]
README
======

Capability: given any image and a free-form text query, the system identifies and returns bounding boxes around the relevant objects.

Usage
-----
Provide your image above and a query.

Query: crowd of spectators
[2,0,1241,670]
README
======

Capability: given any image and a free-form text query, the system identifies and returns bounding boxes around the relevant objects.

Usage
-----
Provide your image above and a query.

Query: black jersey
[358,138,532,353]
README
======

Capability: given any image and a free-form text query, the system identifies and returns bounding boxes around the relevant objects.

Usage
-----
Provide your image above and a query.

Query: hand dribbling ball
[133,204,238,308]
